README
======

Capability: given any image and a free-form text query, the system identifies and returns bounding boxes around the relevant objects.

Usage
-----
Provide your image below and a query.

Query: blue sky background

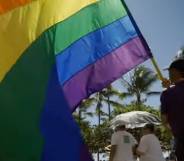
[113,0,184,107]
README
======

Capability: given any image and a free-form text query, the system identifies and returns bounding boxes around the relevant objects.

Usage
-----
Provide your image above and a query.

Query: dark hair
[169,59,184,78]
[181,73,184,78]
[116,125,126,130]
[169,59,184,71]
[144,124,154,132]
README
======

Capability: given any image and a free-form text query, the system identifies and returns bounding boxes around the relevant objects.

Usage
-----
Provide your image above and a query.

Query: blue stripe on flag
[56,15,137,85]
[40,65,93,161]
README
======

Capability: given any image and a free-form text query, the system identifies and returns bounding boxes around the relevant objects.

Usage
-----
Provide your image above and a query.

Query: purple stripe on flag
[63,37,152,111]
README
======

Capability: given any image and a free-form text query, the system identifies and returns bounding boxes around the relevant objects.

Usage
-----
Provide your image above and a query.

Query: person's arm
[161,114,173,139]
[136,136,147,156]
[131,135,138,156]
[160,92,171,130]
[161,114,168,125]
[136,148,145,156]
[109,145,117,161]
[110,132,118,161]
[132,144,139,160]
[105,144,111,151]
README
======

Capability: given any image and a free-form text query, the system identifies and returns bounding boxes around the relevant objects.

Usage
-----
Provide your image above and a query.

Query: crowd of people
[109,57,184,161]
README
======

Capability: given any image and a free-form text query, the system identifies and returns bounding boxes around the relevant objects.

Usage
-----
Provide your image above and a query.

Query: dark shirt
[160,81,184,137]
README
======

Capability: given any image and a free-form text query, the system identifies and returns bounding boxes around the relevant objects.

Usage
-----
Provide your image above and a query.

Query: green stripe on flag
[53,0,127,55]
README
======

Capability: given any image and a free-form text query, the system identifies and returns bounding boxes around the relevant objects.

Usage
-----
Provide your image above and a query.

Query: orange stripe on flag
[0,0,31,14]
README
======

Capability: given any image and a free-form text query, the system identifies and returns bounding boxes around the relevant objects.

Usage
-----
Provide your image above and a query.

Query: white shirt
[111,130,137,161]
[137,134,165,161]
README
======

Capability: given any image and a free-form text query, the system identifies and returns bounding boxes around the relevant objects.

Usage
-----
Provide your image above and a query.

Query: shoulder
[161,85,176,100]
[147,134,156,139]
[111,132,119,145]
[111,132,119,141]
[140,135,149,142]
[112,131,121,138]
[140,135,147,139]
[124,131,133,137]
[145,134,159,142]
[124,131,130,135]
[126,131,135,138]
[161,85,176,95]
[112,131,118,137]
[111,132,116,139]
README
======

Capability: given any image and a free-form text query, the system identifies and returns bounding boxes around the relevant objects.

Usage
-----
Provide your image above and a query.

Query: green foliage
[90,123,112,153]
[156,125,172,150]
[120,65,159,105]
[82,85,123,125]
[74,119,112,153]
[111,103,159,117]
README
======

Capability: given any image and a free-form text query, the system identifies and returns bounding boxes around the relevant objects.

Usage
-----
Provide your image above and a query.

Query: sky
[113,0,184,107]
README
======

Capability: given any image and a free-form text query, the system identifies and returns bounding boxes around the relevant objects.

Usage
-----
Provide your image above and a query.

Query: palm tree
[99,85,124,120]
[120,65,159,109]
[75,98,95,125]
[75,85,123,125]
[93,86,124,125]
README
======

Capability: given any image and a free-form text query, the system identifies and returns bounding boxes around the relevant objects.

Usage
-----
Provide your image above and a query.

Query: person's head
[115,124,126,131]
[168,59,184,84]
[142,124,154,135]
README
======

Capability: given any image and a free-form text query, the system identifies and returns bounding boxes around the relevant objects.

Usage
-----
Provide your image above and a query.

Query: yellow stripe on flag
[0,0,98,82]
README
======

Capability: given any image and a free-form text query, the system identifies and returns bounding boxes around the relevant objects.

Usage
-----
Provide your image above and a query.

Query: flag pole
[150,57,164,81]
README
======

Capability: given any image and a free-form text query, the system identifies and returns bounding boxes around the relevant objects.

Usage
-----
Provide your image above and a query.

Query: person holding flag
[161,58,184,161]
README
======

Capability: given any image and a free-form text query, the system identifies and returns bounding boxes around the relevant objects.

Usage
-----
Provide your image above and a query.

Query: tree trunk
[97,152,100,161]
[78,107,82,125]
[107,96,111,121]
[97,93,102,126]
[136,92,141,110]
[98,104,101,125]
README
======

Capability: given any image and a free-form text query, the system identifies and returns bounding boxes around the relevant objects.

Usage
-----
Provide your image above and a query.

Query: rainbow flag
[0,0,152,161]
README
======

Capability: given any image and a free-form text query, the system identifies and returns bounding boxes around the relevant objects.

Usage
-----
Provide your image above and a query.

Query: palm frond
[146,91,161,96]
[85,112,94,118]
[104,99,124,109]
[118,65,158,104]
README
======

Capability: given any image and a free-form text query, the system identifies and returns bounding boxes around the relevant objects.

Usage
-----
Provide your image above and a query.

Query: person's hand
[162,78,171,88]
